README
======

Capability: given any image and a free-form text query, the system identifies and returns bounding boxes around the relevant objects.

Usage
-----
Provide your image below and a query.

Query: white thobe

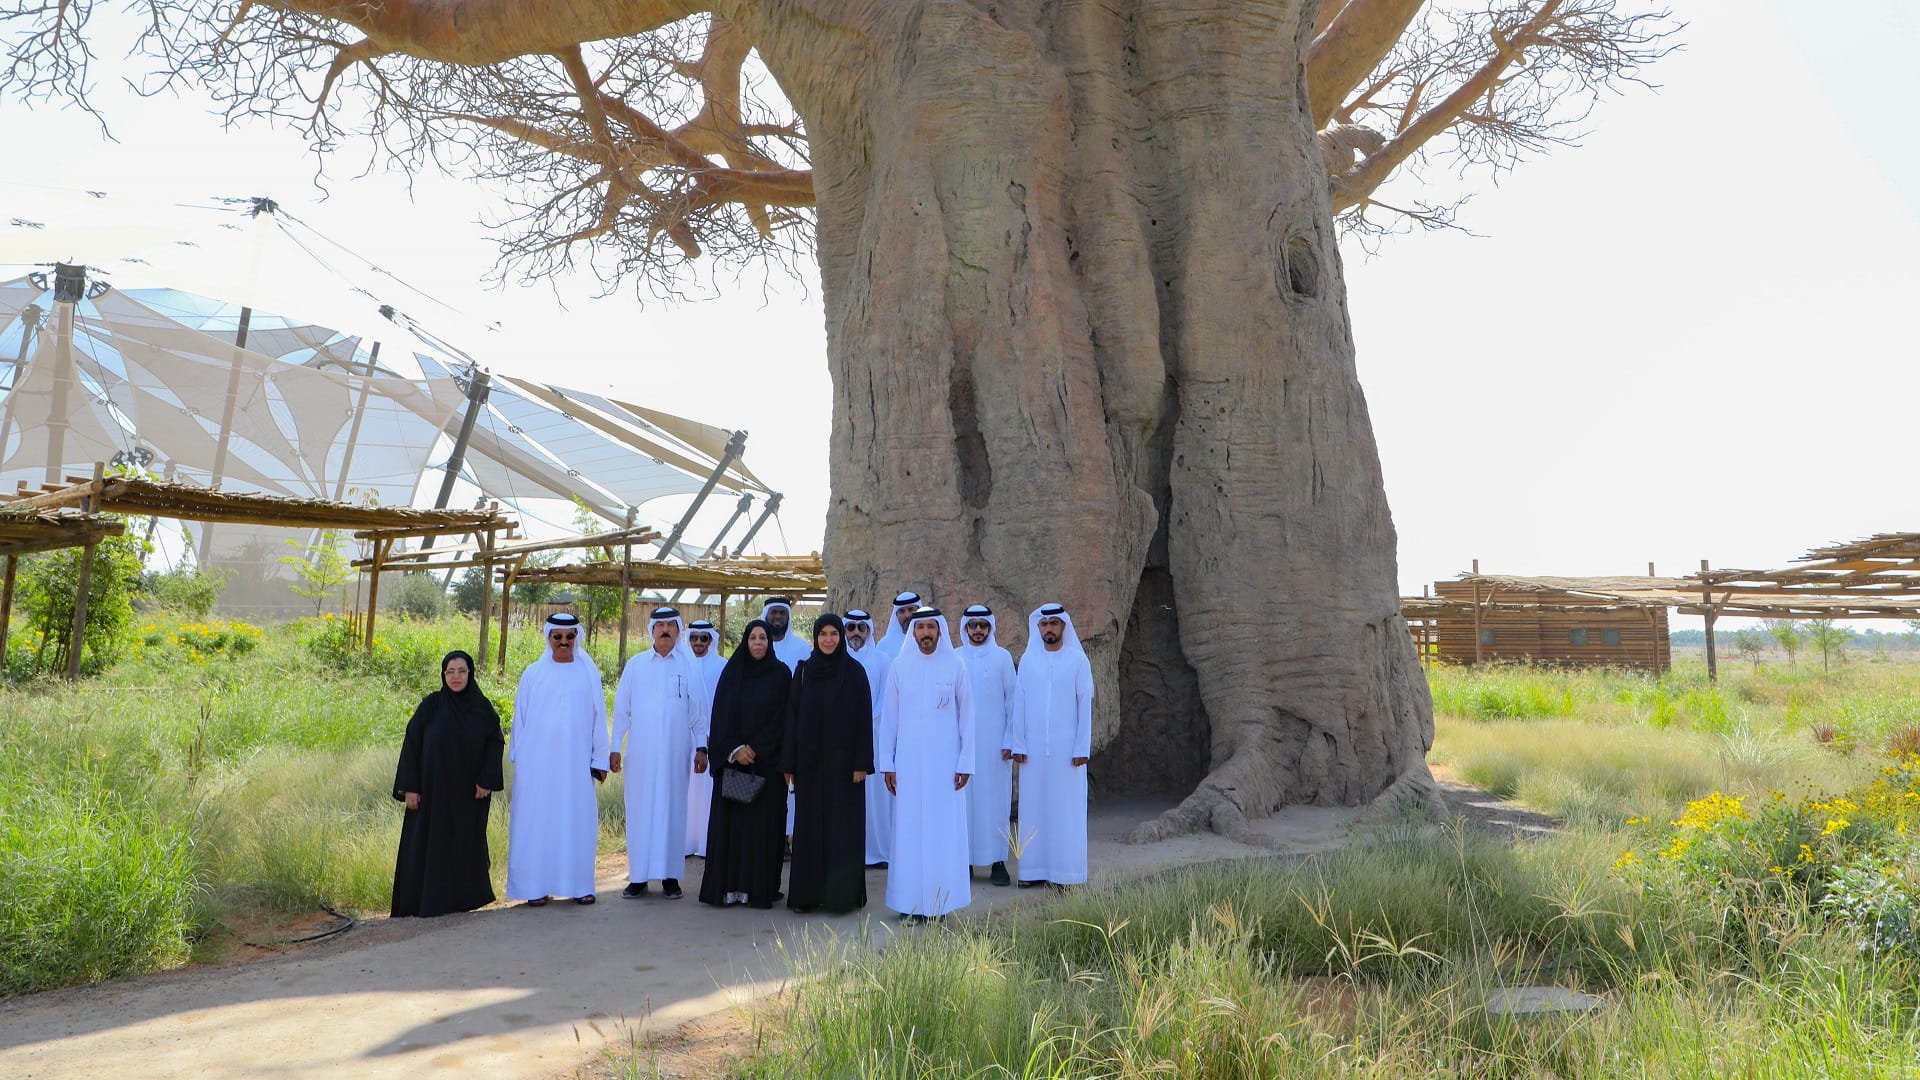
[612,647,704,881]
[1006,647,1094,885]
[877,647,974,916]
[960,642,1017,865]
[850,643,895,864]
[685,652,724,856]
[771,632,810,671]
[506,661,611,900]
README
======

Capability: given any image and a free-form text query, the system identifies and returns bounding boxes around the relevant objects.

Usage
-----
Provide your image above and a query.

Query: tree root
[1125,755,1441,846]
[1125,750,1281,848]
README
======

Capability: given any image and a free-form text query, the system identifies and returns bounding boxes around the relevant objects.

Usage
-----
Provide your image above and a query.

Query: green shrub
[386,572,450,621]
[135,567,229,618]
[11,531,147,677]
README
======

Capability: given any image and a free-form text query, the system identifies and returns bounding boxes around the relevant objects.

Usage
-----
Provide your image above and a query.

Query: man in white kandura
[1006,603,1094,889]
[684,619,725,858]
[877,607,975,922]
[844,609,895,867]
[958,603,1018,887]
[506,613,611,906]
[879,590,921,657]
[611,606,707,900]
[762,597,812,670]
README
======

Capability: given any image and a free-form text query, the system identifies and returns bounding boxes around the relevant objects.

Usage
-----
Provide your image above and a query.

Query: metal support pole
[706,492,755,556]
[330,324,388,502]
[733,492,783,555]
[655,430,747,561]
[618,506,637,666]
[433,366,492,512]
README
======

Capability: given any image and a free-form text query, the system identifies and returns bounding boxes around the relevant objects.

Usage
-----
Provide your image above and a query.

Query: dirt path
[0,793,1521,1079]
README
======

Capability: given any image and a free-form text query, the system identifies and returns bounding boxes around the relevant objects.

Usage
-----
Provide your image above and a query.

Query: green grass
[0,611,635,994]
[601,658,1920,1078]
[645,823,1920,1079]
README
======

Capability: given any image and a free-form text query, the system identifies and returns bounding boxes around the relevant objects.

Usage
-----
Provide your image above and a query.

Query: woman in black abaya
[781,614,874,914]
[391,650,506,917]
[698,621,792,909]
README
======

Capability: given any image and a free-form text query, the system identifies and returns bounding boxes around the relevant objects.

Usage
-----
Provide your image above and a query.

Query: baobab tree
[4,0,1673,839]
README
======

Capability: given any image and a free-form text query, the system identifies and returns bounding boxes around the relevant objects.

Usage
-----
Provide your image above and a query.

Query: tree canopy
[4,0,1676,292]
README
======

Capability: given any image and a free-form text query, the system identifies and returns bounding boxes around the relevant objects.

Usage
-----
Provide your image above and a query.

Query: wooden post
[476,525,495,674]
[1470,558,1483,665]
[618,506,636,667]
[66,539,97,680]
[1701,559,1717,683]
[364,537,388,651]
[1643,607,1662,676]
[0,553,14,664]
[718,591,730,648]
[1648,561,1656,577]
[498,557,522,671]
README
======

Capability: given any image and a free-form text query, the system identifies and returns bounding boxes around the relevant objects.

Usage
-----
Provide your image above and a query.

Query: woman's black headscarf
[437,650,492,711]
[804,613,848,681]
[721,619,786,679]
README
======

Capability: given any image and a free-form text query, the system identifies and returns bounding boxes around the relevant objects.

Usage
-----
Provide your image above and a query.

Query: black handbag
[720,764,767,804]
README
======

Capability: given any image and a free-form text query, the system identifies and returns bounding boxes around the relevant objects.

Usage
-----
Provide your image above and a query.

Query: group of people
[388,591,1095,925]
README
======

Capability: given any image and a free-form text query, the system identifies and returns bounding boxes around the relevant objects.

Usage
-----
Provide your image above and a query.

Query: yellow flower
[1625,817,1646,825]
[1612,850,1642,872]
[1797,844,1815,864]
[1821,819,1850,836]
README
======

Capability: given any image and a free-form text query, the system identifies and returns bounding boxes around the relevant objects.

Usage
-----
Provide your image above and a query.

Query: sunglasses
[549,632,578,642]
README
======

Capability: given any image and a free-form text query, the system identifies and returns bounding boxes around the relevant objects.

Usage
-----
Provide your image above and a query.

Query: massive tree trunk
[745,0,1434,839]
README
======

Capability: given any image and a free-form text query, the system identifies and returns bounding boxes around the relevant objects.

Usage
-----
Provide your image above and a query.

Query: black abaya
[781,617,874,913]
[698,623,793,908]
[391,652,506,918]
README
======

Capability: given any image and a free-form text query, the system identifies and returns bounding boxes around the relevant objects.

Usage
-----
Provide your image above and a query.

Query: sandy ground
[0,787,1547,1079]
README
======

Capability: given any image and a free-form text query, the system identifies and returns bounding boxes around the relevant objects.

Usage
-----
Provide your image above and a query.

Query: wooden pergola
[493,552,826,669]
[1,466,513,676]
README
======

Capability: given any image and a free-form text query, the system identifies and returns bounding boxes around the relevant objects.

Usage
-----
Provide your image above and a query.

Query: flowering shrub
[298,613,441,686]
[1615,755,1920,953]
[137,620,263,662]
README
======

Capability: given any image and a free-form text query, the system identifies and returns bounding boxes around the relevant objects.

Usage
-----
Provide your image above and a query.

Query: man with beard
[878,590,922,657]
[761,597,811,670]
[877,608,975,922]
[957,604,1017,887]
[611,607,706,900]
[506,613,610,906]
[684,619,724,857]
[1006,604,1095,890]
[844,610,895,867]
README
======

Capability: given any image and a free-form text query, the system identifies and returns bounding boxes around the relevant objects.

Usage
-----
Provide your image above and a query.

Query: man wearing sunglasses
[505,613,612,907]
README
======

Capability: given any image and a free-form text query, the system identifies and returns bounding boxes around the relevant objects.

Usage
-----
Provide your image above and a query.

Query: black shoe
[789,904,813,914]
[575,894,596,905]
[867,861,888,870]
[989,862,1011,887]
[622,882,648,899]
[662,879,684,899]
[1018,879,1045,889]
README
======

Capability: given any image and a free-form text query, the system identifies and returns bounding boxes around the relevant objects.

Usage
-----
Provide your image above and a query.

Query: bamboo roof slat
[0,474,511,535]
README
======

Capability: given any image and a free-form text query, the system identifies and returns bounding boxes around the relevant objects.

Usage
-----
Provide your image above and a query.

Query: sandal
[524,897,550,907]
[574,894,596,905]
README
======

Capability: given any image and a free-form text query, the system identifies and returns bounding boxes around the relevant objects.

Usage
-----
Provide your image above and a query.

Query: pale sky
[2,0,1914,625]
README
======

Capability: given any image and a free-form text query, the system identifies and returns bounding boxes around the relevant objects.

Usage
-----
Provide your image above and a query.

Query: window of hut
[1480,629,1496,646]
[1569,629,1589,646]
[1602,629,1621,646]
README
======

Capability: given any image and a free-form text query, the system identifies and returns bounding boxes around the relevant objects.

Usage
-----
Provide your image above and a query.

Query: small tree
[16,532,148,676]
[136,566,229,619]
[1806,621,1854,673]
[1732,629,1766,672]
[388,572,450,620]
[451,566,490,616]
[280,532,354,617]
[1764,619,1805,667]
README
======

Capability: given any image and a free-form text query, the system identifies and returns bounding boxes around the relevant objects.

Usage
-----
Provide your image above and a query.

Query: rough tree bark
[742,0,1435,840]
